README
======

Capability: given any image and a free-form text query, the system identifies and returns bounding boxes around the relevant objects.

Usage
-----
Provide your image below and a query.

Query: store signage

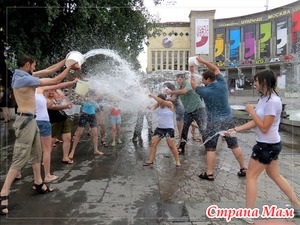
[256,59,265,64]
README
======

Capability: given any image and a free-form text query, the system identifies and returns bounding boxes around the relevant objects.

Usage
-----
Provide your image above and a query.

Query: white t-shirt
[255,94,282,143]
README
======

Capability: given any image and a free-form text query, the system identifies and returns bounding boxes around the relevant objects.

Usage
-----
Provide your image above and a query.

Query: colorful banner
[229,27,240,60]
[243,24,255,59]
[259,21,271,58]
[292,11,300,54]
[214,28,225,61]
[195,19,209,54]
[276,17,287,56]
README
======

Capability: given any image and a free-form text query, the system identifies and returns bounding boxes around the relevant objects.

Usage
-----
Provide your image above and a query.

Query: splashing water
[200,130,236,146]
[81,49,152,113]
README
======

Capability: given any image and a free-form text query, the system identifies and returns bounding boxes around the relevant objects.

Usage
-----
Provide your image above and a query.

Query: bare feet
[68,151,75,160]
[44,175,59,183]
[62,158,74,164]
[94,150,104,156]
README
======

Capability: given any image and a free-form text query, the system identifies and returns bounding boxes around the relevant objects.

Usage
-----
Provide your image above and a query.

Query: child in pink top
[109,103,122,146]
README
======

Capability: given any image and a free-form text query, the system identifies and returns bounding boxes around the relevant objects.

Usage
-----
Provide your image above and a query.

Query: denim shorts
[36,120,52,137]
[110,115,121,125]
[153,128,175,138]
[251,142,282,164]
[78,113,97,128]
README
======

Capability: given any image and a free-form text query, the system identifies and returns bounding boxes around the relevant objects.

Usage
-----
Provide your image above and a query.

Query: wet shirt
[11,69,40,88]
[35,93,50,121]
[82,101,97,115]
[180,82,205,113]
[195,74,232,122]
[156,107,174,129]
[255,94,281,143]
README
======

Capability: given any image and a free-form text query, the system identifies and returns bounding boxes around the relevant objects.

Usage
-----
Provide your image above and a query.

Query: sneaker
[132,137,138,142]
[117,139,122,144]
[239,217,254,224]
[111,141,115,147]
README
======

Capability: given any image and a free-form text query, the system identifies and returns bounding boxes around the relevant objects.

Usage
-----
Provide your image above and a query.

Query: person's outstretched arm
[196,56,221,75]
[33,59,66,77]
[190,65,197,90]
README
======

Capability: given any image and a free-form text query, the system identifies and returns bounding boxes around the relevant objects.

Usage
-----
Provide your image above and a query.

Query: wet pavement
[0,95,300,225]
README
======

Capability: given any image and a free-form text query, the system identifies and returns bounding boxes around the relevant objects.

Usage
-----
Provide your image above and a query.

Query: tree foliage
[0,0,166,70]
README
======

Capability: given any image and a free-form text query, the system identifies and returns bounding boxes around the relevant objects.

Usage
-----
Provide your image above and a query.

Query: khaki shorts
[11,115,42,170]
[51,117,72,138]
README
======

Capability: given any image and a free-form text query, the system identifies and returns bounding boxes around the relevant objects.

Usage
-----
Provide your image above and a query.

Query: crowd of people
[0,54,299,223]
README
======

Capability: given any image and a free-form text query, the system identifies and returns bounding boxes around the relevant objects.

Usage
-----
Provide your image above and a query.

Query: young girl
[227,70,300,223]
[143,93,180,167]
[109,101,122,147]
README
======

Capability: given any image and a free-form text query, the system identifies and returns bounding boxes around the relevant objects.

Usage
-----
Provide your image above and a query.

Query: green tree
[0,0,166,70]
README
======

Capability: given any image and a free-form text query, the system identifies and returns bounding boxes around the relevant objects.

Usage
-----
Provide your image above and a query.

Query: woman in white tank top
[143,93,180,167]
[35,79,77,183]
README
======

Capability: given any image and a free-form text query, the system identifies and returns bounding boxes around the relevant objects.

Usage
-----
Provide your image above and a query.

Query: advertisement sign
[259,21,271,58]
[214,28,226,61]
[276,17,287,56]
[243,24,255,59]
[292,11,300,53]
[195,19,209,54]
[229,27,240,60]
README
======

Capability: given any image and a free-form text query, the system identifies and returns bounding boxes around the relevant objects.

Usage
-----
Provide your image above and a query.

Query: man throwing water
[190,56,246,181]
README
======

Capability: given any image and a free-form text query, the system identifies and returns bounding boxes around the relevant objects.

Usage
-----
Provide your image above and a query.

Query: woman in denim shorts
[227,70,300,223]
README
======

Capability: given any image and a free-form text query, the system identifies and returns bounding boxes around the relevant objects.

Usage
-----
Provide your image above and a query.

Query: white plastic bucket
[65,51,85,67]
[72,105,81,114]
[74,80,90,96]
[188,56,200,66]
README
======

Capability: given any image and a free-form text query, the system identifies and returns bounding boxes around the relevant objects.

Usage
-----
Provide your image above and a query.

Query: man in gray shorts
[0,54,80,215]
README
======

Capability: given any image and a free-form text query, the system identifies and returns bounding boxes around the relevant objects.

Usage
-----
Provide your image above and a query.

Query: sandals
[32,182,54,194]
[198,172,214,181]
[237,168,247,177]
[143,162,154,167]
[0,195,9,215]
[101,140,108,147]
[177,147,185,155]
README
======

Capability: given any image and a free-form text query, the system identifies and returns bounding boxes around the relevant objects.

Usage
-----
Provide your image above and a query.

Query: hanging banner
[214,28,226,61]
[243,24,255,59]
[276,17,287,56]
[259,21,271,58]
[229,27,240,60]
[292,11,300,54]
[195,19,209,54]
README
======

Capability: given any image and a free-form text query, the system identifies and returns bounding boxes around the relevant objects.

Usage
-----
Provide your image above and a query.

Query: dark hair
[157,93,166,100]
[202,69,216,81]
[17,54,35,67]
[175,72,187,79]
[163,82,175,90]
[254,69,278,100]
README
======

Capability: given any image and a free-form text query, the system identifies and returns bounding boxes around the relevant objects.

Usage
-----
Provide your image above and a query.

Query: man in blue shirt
[0,54,79,215]
[190,56,246,181]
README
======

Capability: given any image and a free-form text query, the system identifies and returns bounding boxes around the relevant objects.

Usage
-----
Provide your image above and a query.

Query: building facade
[147,1,300,95]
